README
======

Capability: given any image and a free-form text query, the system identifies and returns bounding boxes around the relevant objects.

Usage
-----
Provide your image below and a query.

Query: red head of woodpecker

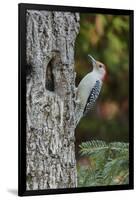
[88,55,107,81]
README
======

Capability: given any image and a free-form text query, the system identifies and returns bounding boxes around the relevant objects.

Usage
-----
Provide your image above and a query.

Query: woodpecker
[75,55,107,126]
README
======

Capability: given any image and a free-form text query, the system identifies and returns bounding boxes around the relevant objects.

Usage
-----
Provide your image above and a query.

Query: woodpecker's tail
[75,103,83,126]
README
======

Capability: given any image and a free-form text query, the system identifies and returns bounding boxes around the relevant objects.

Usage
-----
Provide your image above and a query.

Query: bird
[75,55,107,126]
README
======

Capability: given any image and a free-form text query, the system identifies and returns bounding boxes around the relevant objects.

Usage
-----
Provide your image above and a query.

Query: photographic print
[18,3,134,196]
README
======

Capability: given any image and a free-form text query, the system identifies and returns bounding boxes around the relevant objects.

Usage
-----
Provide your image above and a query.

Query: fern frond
[110,142,129,151]
[79,140,129,156]
[78,139,129,187]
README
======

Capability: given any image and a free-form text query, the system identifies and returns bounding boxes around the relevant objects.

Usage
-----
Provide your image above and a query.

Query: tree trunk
[26,10,80,190]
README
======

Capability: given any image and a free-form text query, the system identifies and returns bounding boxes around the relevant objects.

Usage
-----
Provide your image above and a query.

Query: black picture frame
[18,3,134,196]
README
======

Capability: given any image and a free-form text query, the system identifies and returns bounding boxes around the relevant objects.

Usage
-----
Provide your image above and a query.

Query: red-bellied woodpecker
[75,55,107,126]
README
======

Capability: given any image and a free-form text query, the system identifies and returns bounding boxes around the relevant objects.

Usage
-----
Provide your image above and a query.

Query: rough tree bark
[26,10,80,190]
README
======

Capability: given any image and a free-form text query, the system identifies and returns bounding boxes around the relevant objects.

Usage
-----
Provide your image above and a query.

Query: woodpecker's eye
[99,65,102,68]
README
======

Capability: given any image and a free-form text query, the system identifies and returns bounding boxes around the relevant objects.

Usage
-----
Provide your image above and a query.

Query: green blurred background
[75,13,129,158]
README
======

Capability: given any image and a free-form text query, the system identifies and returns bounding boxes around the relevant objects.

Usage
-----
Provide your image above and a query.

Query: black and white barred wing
[83,80,102,116]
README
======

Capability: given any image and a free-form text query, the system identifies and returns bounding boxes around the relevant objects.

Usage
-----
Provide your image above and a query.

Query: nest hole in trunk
[45,58,55,92]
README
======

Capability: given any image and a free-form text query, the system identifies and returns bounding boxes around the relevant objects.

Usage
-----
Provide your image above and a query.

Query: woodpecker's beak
[88,55,96,68]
